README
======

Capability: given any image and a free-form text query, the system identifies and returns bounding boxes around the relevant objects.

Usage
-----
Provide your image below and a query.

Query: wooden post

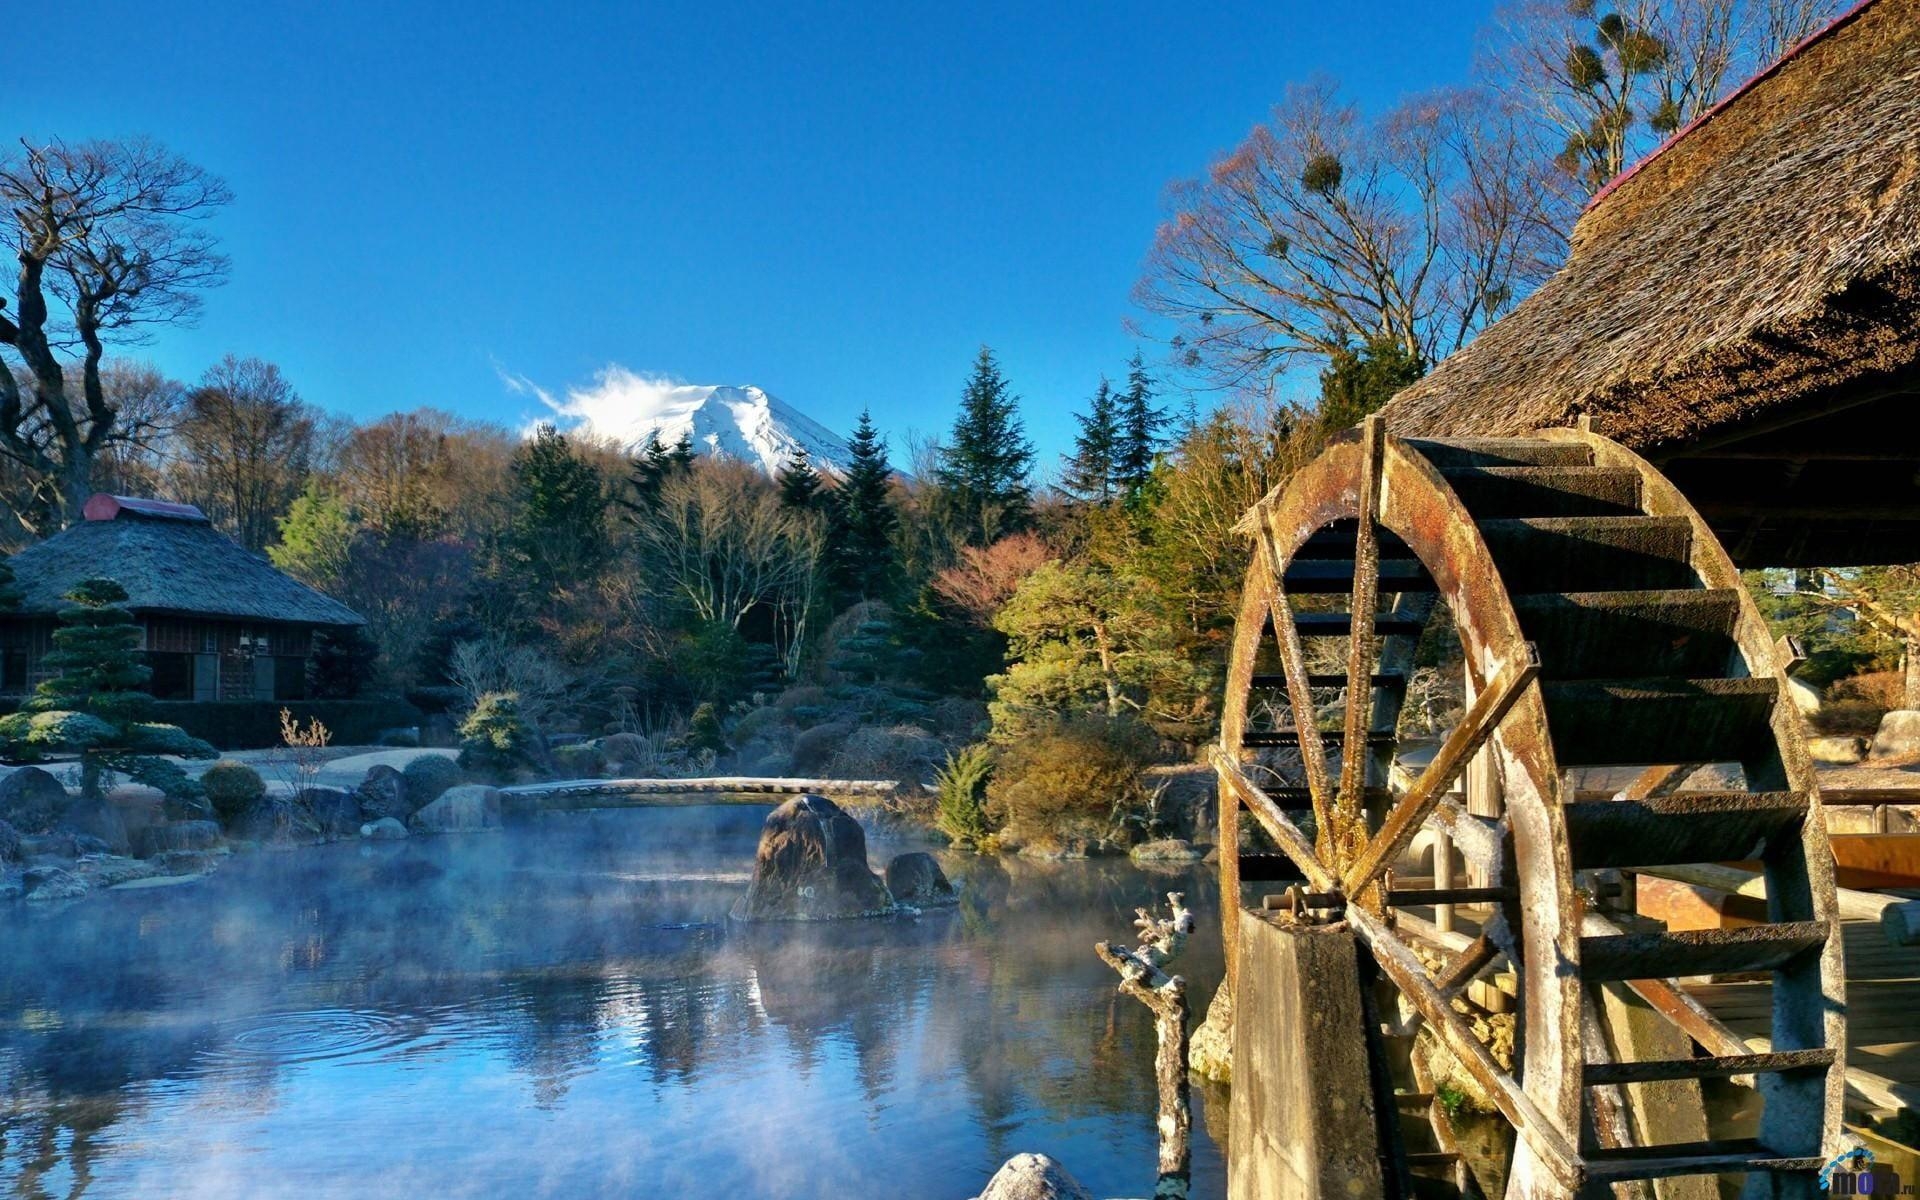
[1464,667,1505,890]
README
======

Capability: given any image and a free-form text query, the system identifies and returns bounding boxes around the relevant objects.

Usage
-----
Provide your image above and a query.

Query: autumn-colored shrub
[984,714,1160,849]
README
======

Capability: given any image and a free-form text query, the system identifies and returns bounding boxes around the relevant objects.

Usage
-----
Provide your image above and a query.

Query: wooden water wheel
[1213,419,1846,1198]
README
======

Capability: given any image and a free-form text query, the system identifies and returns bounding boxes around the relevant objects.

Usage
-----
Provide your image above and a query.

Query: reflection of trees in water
[0,819,1224,1193]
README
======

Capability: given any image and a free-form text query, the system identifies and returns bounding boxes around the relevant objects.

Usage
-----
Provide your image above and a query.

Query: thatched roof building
[1381,0,1920,567]
[1,495,362,702]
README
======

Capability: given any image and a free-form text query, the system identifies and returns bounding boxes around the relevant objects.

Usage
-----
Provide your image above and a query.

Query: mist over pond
[0,807,1224,1199]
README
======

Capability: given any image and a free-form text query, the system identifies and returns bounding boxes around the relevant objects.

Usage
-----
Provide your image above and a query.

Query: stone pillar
[1230,910,1383,1200]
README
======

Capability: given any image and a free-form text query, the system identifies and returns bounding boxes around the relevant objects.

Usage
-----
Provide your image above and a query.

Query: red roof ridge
[82,494,210,523]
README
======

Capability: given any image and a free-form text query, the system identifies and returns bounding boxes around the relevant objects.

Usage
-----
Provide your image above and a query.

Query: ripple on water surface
[197,1008,429,1069]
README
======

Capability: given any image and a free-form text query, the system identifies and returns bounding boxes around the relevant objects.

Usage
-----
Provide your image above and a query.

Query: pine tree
[831,409,901,603]
[509,424,609,597]
[668,431,697,469]
[0,578,215,799]
[935,346,1034,544]
[1114,351,1165,497]
[1317,334,1425,430]
[1062,378,1120,503]
[777,448,823,510]
[620,434,671,515]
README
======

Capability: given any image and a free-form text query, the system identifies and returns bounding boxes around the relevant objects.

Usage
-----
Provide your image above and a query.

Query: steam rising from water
[0,807,1223,1198]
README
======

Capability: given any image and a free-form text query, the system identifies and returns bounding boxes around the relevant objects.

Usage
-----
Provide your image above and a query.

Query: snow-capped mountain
[547,368,853,477]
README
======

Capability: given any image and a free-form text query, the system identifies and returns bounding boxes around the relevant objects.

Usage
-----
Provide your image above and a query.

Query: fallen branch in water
[1096,891,1196,1200]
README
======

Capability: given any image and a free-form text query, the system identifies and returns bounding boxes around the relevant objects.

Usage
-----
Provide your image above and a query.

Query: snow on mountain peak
[539,366,853,477]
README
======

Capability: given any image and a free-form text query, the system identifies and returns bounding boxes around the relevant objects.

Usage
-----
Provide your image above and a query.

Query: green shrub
[598,732,651,773]
[934,742,995,847]
[684,702,728,755]
[202,760,267,825]
[985,715,1159,849]
[457,692,535,781]
[552,742,606,778]
[401,754,462,807]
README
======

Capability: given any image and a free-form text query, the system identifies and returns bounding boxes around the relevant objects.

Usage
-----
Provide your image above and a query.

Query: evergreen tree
[831,409,900,602]
[619,433,672,516]
[1061,378,1120,503]
[0,578,215,799]
[509,424,609,597]
[935,346,1034,544]
[1317,334,1426,430]
[668,431,697,469]
[776,448,824,510]
[308,626,379,700]
[1114,351,1165,497]
[0,551,21,614]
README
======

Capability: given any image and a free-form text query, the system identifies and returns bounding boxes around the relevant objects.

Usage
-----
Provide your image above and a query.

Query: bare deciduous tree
[175,355,319,550]
[628,459,826,645]
[1480,0,1841,196]
[0,138,230,532]
[1136,81,1562,392]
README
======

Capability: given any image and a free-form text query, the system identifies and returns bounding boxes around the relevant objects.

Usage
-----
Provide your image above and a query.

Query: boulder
[0,818,18,864]
[233,794,323,845]
[354,765,413,822]
[731,794,895,921]
[1190,984,1232,1083]
[884,851,958,907]
[133,820,222,857]
[1870,710,1920,762]
[360,817,409,840]
[1130,837,1205,863]
[301,787,361,837]
[58,796,130,855]
[152,849,218,877]
[77,855,156,888]
[973,1154,1093,1200]
[0,767,70,835]
[408,785,502,834]
[1786,675,1822,717]
[23,865,88,903]
[1806,734,1868,765]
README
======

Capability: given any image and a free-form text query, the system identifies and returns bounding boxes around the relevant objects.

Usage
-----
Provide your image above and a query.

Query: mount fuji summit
[553,370,854,478]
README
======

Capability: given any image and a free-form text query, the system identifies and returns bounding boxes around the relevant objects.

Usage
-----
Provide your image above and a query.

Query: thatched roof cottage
[1381,0,1920,567]
[0,494,364,701]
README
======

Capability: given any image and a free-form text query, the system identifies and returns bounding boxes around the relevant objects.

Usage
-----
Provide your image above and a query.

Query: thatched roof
[1381,0,1920,452]
[7,497,364,627]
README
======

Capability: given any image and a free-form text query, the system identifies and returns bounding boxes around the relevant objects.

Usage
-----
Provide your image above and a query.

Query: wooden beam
[1343,647,1538,896]
[1210,751,1339,892]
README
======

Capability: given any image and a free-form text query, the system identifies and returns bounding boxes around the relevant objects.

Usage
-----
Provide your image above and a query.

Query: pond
[0,808,1226,1198]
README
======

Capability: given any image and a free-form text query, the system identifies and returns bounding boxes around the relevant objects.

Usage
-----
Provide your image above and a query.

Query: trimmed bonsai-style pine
[0,578,217,799]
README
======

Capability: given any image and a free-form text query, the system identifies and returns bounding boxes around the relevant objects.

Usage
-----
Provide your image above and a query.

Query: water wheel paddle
[1214,419,1845,1198]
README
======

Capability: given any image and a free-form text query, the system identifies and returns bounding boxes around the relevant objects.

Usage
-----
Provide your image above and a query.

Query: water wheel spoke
[1342,646,1539,896]
[1250,514,1335,837]
[1346,904,1584,1191]
[1210,750,1338,892]
[1336,416,1386,841]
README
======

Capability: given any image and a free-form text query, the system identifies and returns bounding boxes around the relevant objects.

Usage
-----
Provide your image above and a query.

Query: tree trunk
[1905,635,1920,711]
[1150,980,1192,1200]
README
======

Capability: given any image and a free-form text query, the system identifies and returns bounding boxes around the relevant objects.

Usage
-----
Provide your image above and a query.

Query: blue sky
[12,1,1490,463]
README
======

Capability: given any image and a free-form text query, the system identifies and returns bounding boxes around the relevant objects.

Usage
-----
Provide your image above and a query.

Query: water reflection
[0,808,1224,1198]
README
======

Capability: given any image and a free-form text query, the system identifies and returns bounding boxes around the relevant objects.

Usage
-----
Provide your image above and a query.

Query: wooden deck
[1686,916,1920,1117]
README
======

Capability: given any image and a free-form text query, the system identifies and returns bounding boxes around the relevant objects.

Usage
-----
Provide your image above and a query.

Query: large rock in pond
[408,785,502,834]
[133,820,221,857]
[973,1153,1093,1200]
[59,795,130,855]
[233,794,323,845]
[301,788,361,837]
[732,794,895,921]
[0,767,71,835]
[1870,710,1920,762]
[884,851,957,907]
[354,765,413,822]
[360,817,409,840]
